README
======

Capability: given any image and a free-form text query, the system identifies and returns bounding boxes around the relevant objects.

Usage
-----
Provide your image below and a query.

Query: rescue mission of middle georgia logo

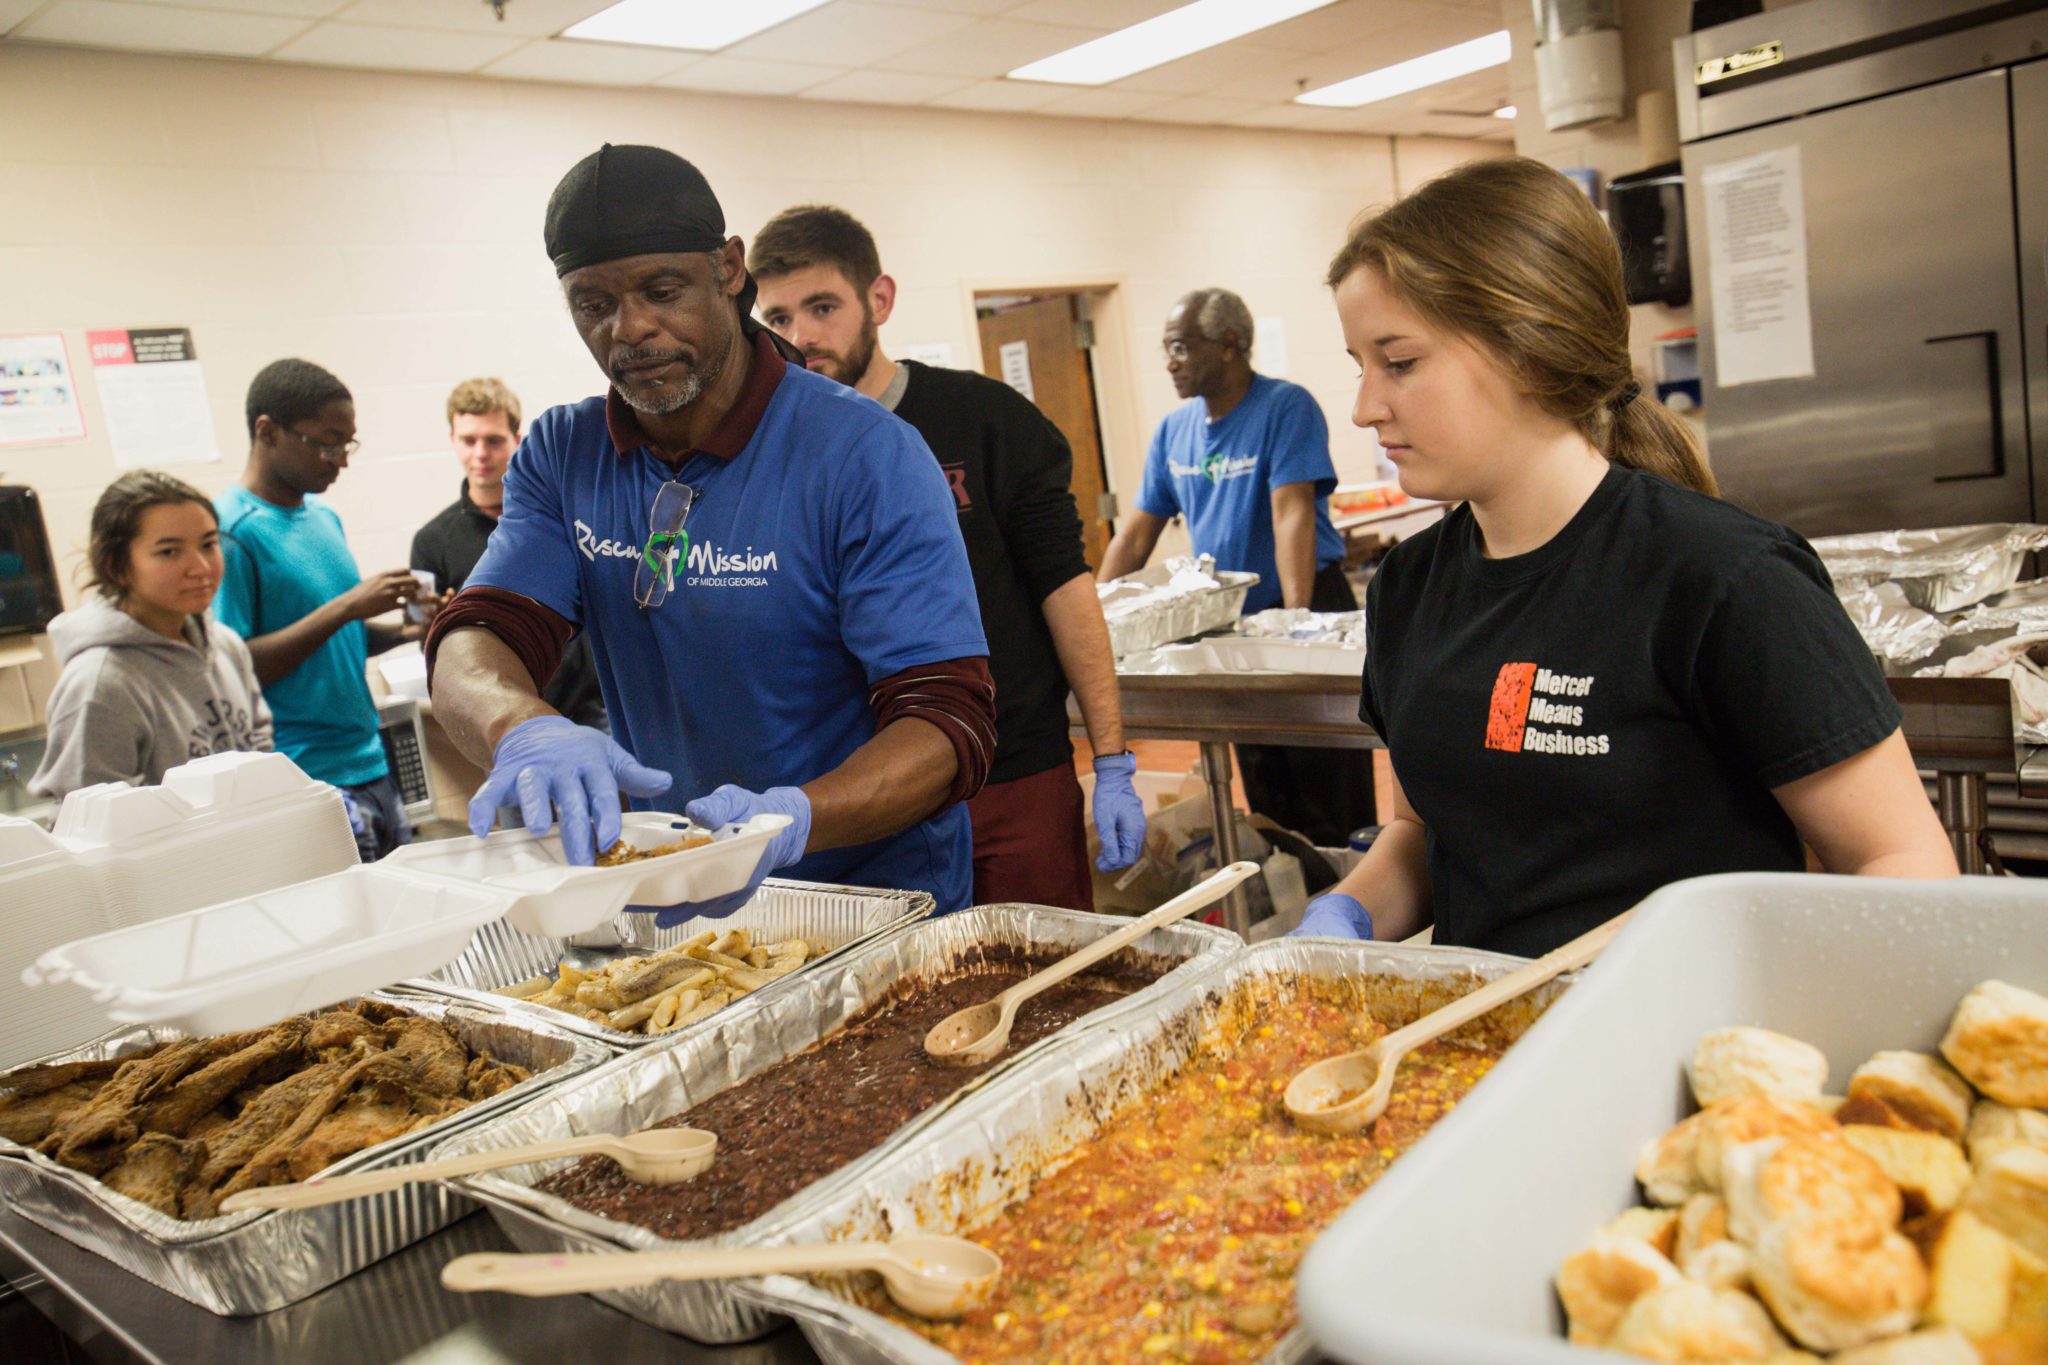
[1484,662,1611,757]
[575,519,780,588]
[1167,453,1260,484]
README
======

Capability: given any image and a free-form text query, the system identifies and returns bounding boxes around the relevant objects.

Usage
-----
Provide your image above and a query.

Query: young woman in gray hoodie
[30,471,273,798]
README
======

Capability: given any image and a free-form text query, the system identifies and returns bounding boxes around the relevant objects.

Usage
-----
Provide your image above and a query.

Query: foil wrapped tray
[430,904,1241,1343]
[1814,523,2048,613]
[737,937,1569,1365]
[0,991,607,1316]
[412,879,934,1050]
[1100,558,1260,657]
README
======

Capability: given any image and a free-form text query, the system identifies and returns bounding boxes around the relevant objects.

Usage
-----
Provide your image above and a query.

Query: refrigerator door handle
[1924,329,2007,483]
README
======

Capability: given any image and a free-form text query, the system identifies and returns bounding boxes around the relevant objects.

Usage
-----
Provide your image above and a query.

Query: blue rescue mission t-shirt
[467,362,990,912]
[1138,374,1345,614]
[213,486,389,788]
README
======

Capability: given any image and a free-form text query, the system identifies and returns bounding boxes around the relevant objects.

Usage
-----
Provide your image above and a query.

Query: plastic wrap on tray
[413,879,934,1049]
[0,991,607,1316]
[1099,556,1260,657]
[1813,523,2048,613]
[739,937,1570,1365]
[427,904,1241,1343]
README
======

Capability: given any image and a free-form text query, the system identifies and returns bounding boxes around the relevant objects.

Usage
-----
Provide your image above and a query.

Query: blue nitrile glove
[467,715,673,866]
[1092,751,1146,872]
[636,784,812,928]
[1289,892,1375,940]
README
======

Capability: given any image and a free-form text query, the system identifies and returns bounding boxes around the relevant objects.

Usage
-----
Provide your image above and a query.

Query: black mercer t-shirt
[891,361,1091,785]
[1360,464,1900,958]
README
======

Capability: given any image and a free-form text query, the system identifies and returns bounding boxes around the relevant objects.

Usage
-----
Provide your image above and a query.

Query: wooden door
[975,294,1113,568]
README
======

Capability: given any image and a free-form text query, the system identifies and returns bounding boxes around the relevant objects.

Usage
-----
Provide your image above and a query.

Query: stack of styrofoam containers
[0,752,358,1066]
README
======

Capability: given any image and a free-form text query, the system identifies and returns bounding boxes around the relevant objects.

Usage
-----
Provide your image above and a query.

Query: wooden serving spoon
[922,861,1261,1068]
[216,1127,717,1213]
[441,1234,1002,1320]
[1283,912,1630,1136]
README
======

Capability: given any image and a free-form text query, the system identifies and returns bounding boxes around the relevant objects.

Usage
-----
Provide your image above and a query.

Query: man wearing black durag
[426,145,996,918]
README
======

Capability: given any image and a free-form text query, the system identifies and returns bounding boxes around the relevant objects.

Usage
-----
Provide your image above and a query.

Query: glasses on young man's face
[633,480,698,610]
[282,425,361,462]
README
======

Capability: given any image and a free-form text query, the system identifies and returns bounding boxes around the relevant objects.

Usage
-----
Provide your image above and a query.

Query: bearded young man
[426,146,996,917]
[751,204,1144,911]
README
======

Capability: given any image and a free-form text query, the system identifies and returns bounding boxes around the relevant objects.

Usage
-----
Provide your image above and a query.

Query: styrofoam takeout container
[382,809,791,938]
[1296,872,2048,1365]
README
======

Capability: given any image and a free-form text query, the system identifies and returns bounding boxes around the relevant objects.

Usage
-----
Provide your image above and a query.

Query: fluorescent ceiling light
[1296,31,1512,108]
[1494,104,1517,119]
[1008,0,1339,86]
[562,0,831,52]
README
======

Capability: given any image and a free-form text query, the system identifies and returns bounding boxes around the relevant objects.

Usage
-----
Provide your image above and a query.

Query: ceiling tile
[1248,0,1402,54]
[1222,104,1349,131]
[334,0,614,37]
[127,0,348,15]
[480,37,695,82]
[875,17,1102,78]
[0,0,49,30]
[1006,0,1179,25]
[1127,94,1266,126]
[1033,87,1172,119]
[18,0,310,55]
[726,2,975,67]
[651,54,842,96]
[271,20,524,69]
[874,0,1022,13]
[1108,41,1297,95]
[922,77,1069,112]
[797,67,972,104]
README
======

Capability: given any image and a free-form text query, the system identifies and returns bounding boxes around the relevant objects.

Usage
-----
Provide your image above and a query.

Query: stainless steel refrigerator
[1676,0,2048,538]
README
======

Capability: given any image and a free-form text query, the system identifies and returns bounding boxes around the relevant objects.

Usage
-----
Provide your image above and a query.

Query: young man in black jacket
[751,206,1143,910]
[411,378,606,729]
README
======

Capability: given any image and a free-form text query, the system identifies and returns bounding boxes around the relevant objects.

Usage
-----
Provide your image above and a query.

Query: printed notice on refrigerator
[87,327,220,469]
[0,332,87,447]
[1702,147,1815,387]
[998,340,1035,402]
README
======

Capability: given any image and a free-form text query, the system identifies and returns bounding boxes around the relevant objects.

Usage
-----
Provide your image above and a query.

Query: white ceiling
[0,0,1516,138]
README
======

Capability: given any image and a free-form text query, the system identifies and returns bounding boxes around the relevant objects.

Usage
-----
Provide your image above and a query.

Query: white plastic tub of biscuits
[1297,871,2048,1365]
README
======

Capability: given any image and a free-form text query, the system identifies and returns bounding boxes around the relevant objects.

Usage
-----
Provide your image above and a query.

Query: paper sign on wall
[1254,315,1289,378]
[87,327,220,469]
[0,332,87,448]
[900,341,955,369]
[1702,146,1816,387]
[998,340,1035,402]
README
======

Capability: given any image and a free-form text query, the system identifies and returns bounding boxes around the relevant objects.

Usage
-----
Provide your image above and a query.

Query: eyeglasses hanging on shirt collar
[634,479,698,609]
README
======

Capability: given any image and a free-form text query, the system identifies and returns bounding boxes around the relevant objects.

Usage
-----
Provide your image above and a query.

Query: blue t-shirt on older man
[213,486,389,788]
[466,360,988,912]
[1138,374,1344,614]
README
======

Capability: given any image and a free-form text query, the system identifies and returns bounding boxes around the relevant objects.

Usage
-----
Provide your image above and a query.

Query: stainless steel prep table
[0,1209,823,1365]
[1077,668,2036,930]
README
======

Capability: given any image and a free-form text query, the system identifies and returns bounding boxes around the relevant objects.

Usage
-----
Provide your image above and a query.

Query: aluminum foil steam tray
[0,991,608,1316]
[431,904,1241,1343]
[737,937,1570,1365]
[1101,566,1260,657]
[412,879,935,1050]
[1813,523,2048,613]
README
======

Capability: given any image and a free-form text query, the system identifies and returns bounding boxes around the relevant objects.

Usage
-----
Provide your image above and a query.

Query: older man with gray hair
[1099,287,1372,848]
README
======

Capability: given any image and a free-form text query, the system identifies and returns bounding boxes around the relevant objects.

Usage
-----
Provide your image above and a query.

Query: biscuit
[1683,1238,1753,1292]
[1691,1028,1831,1109]
[1557,1233,1682,1345]
[1905,1208,2016,1338]
[1723,1135,1902,1245]
[1606,1206,1682,1260]
[1696,1094,1842,1194]
[1828,1325,1981,1365]
[1940,980,2048,1108]
[1967,1102,2048,1170]
[1841,1125,1973,1217]
[1846,1052,1974,1140]
[1674,1194,1731,1274]
[1965,1146,2048,1265]
[1605,1280,1789,1362]
[1639,1109,1711,1207]
[1750,1217,1928,1352]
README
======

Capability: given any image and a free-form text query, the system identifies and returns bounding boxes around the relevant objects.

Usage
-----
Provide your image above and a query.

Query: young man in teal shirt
[213,358,424,859]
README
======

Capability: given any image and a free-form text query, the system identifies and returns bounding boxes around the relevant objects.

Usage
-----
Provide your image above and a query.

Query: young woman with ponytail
[1292,156,1955,957]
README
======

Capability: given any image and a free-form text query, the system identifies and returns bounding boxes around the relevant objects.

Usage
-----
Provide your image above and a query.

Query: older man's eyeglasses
[634,480,698,610]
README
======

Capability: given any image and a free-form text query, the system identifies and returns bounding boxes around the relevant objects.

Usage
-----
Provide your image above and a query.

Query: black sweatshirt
[411,481,607,729]
[889,361,1091,785]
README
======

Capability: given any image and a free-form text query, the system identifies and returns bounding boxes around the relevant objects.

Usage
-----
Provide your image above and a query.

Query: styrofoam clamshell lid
[0,813,65,869]
[51,782,195,844]
[160,749,326,809]
[23,864,515,1036]
[381,809,791,939]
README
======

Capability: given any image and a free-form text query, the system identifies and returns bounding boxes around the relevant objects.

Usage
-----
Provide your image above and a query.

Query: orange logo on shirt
[1485,662,1537,752]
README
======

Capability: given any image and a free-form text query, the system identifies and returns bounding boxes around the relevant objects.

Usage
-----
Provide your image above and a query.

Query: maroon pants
[966,762,1095,911]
